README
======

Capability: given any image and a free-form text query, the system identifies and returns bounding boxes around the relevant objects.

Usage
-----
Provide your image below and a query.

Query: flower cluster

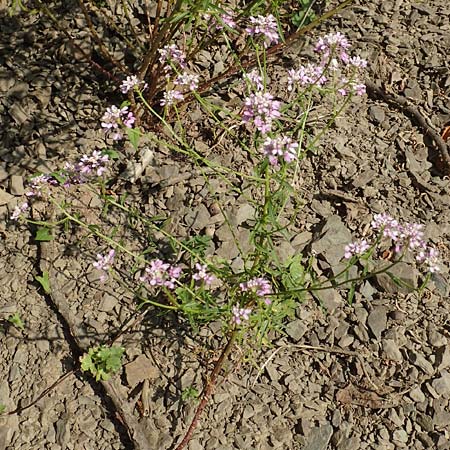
[192,263,215,285]
[158,44,200,107]
[93,249,115,283]
[287,64,327,91]
[261,135,298,166]
[10,201,29,221]
[242,92,281,134]
[370,214,440,273]
[120,75,148,94]
[315,32,351,63]
[77,150,110,177]
[287,33,366,96]
[231,306,252,325]
[240,277,272,305]
[159,44,187,71]
[344,239,370,259]
[243,69,264,91]
[140,259,182,290]
[416,247,440,274]
[245,14,279,48]
[175,73,200,91]
[101,105,135,140]
[217,12,236,30]
[160,90,184,107]
[25,174,56,198]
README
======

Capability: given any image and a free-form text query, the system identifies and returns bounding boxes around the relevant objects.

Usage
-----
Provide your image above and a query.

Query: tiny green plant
[0,404,6,414]
[7,313,25,331]
[35,271,51,294]
[181,386,199,402]
[80,345,125,382]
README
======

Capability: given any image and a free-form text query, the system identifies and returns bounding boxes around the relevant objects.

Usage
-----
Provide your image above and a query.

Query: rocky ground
[1,0,450,449]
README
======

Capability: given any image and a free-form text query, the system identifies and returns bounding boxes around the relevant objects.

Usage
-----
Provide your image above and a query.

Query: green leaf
[35,227,53,242]
[7,313,24,330]
[126,128,141,151]
[80,353,94,373]
[35,271,51,294]
[102,149,121,160]
[0,404,6,414]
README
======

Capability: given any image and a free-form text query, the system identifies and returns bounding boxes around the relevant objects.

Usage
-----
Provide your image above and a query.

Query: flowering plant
[7,2,443,448]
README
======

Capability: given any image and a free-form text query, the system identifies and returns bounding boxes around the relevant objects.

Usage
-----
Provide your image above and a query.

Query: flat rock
[382,339,402,361]
[9,175,24,196]
[285,319,307,342]
[311,215,352,266]
[125,355,160,388]
[375,262,418,294]
[302,423,333,450]
[0,189,13,206]
[431,371,450,398]
[367,306,387,340]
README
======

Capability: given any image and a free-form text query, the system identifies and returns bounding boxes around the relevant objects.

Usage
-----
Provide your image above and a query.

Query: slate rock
[311,215,352,266]
[285,319,308,342]
[410,352,434,376]
[375,262,418,294]
[409,387,426,403]
[368,105,386,124]
[302,423,333,450]
[125,355,160,388]
[382,339,402,361]
[431,371,450,398]
[9,175,24,196]
[367,306,387,339]
[0,189,13,206]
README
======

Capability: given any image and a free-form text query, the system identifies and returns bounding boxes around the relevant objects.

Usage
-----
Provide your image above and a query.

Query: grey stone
[313,285,343,312]
[369,105,386,124]
[433,410,450,428]
[184,203,211,230]
[392,429,408,443]
[375,262,418,294]
[431,371,450,398]
[125,355,160,388]
[285,319,307,342]
[9,175,24,196]
[409,387,426,403]
[302,423,333,450]
[382,339,403,361]
[367,306,387,339]
[416,413,434,432]
[98,293,118,312]
[0,189,13,206]
[436,345,450,371]
[311,215,352,266]
[410,353,434,376]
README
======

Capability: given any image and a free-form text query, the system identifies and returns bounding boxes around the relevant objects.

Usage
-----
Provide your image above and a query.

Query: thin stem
[174,331,237,450]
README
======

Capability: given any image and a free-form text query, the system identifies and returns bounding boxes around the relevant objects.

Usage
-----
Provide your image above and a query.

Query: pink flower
[232,306,252,325]
[192,263,215,285]
[243,69,264,91]
[93,249,115,282]
[175,72,200,91]
[120,75,148,94]
[10,202,29,221]
[246,14,279,48]
[416,247,440,273]
[261,136,298,166]
[242,92,281,134]
[140,259,182,289]
[240,277,272,305]
[101,105,136,140]
[160,90,184,106]
[344,239,370,259]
